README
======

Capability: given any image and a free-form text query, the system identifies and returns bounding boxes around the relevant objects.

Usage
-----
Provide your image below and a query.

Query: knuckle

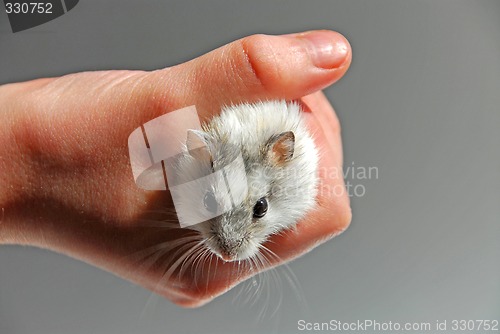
[136,70,186,118]
[240,34,281,92]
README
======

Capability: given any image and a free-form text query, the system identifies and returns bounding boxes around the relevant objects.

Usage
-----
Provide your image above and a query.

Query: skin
[0,30,352,307]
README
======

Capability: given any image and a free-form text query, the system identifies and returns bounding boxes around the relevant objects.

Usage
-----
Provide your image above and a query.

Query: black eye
[203,191,217,213]
[253,197,268,218]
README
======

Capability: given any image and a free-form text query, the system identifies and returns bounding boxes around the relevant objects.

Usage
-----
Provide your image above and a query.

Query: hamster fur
[173,100,318,262]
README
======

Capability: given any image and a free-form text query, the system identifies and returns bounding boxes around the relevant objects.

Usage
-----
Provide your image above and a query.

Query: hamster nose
[218,238,243,261]
[219,252,235,262]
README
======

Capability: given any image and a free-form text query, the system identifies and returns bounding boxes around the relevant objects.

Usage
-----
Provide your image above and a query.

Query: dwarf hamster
[172,101,318,262]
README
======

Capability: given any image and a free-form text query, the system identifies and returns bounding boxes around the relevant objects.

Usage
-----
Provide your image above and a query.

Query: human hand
[0,30,352,307]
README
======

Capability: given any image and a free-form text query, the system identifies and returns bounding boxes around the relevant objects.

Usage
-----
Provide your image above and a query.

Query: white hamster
[173,100,319,262]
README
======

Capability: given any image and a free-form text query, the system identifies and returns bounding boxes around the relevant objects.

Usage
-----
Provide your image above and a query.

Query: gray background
[1,1,499,333]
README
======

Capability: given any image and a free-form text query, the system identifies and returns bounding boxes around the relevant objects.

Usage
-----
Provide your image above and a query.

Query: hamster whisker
[242,256,262,304]
[235,258,244,279]
[192,235,220,283]
[140,241,206,316]
[140,207,179,216]
[156,241,206,289]
[212,249,220,281]
[200,250,215,291]
[179,239,208,277]
[256,248,283,319]
[242,251,281,321]
[251,254,268,308]
[135,239,200,275]
[134,218,183,229]
[206,247,216,284]
[179,247,205,289]
[258,245,308,312]
[191,247,210,286]
[233,266,253,304]
[231,247,284,321]
[125,235,202,266]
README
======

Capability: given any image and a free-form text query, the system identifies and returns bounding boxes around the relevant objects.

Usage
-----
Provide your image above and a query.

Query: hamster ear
[266,131,295,166]
[186,129,213,165]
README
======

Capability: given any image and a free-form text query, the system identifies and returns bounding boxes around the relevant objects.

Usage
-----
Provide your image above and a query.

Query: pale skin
[0,30,352,307]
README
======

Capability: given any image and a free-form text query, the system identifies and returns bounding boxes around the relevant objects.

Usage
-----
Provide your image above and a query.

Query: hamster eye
[203,191,217,214]
[253,197,268,218]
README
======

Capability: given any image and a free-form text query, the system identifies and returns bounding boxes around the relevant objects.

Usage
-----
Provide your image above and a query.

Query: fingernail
[295,31,350,69]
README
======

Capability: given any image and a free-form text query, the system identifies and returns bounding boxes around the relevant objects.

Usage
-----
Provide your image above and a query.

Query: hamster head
[173,102,318,262]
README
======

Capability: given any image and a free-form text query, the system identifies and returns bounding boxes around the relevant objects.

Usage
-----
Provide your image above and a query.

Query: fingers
[144,30,351,118]
[301,91,344,168]
[305,92,351,229]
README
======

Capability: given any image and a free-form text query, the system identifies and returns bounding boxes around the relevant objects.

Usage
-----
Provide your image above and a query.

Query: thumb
[144,30,351,117]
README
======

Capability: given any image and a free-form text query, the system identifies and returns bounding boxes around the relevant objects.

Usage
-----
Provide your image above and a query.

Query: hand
[0,30,352,307]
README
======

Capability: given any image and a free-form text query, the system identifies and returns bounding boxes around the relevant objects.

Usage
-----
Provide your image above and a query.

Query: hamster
[171,100,319,262]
